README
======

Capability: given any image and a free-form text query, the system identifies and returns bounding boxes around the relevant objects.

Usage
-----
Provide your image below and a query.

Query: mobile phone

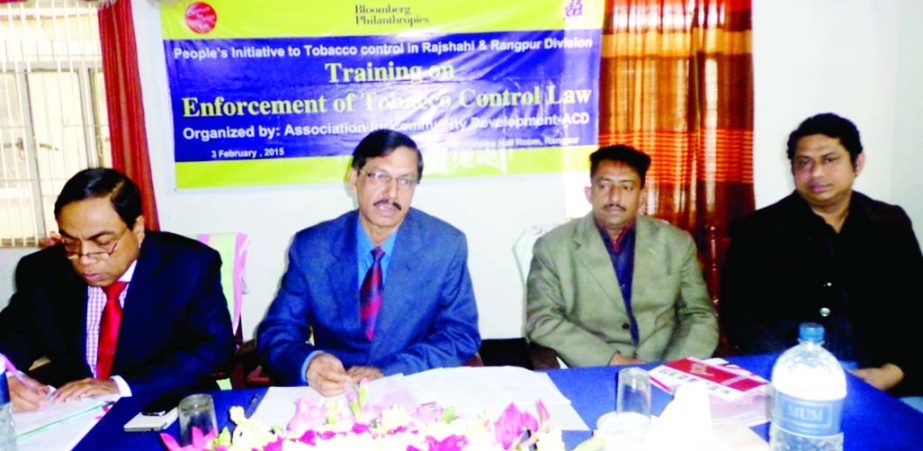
[142,393,182,416]
[124,408,177,432]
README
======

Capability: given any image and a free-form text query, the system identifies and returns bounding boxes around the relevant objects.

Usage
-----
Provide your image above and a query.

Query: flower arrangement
[161,380,565,451]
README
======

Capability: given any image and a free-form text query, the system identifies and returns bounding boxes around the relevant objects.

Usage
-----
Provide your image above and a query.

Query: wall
[893,0,923,243]
[2,0,920,326]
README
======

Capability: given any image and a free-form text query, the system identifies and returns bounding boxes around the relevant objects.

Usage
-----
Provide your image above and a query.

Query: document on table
[14,394,117,450]
[253,366,588,431]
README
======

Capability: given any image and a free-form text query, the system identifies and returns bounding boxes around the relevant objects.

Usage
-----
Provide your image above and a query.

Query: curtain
[599,0,753,265]
[98,0,160,230]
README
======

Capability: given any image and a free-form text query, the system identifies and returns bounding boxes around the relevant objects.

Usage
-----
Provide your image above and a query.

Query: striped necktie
[359,247,384,341]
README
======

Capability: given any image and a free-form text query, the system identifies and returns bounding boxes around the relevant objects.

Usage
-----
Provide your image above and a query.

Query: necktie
[359,247,384,341]
[97,281,128,379]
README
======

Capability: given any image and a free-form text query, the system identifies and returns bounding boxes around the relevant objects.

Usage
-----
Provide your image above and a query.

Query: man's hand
[50,378,118,403]
[609,352,644,366]
[851,363,904,391]
[347,365,383,383]
[8,373,51,412]
[306,353,352,397]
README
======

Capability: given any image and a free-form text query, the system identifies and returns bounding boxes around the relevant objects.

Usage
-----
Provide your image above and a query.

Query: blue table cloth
[74,354,923,450]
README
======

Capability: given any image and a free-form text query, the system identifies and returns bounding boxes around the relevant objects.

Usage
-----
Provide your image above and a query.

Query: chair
[513,224,567,370]
[192,232,250,388]
[703,224,732,356]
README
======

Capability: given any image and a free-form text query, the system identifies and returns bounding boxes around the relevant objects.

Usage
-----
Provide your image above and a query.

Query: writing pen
[2,354,31,386]
[244,393,261,416]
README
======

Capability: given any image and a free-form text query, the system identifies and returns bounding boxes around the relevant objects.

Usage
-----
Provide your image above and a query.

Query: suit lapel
[573,214,620,306]
[630,217,658,306]
[56,265,92,376]
[369,209,418,355]
[114,238,161,372]
[326,212,360,329]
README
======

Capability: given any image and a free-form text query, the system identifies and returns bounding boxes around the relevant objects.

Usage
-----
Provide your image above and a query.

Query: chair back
[513,224,567,369]
[193,232,249,340]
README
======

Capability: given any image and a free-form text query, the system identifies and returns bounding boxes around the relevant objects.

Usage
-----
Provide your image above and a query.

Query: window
[0,0,109,247]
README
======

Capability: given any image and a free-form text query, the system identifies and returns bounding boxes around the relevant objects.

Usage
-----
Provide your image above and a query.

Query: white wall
[893,0,923,243]
[752,0,900,208]
[3,0,920,326]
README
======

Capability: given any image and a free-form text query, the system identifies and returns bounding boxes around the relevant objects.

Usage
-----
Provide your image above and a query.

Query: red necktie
[359,248,384,341]
[97,281,127,379]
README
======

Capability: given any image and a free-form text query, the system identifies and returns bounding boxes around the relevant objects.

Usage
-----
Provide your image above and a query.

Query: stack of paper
[15,395,117,450]
[253,366,588,431]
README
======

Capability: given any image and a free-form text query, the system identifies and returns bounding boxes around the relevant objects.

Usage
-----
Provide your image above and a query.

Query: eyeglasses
[361,170,418,190]
[62,228,128,261]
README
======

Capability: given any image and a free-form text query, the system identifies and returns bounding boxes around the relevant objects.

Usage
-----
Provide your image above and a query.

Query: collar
[356,219,398,257]
[117,260,137,283]
[595,220,636,253]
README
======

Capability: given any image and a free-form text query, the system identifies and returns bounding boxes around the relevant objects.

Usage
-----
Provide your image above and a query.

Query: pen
[244,393,261,416]
[2,354,31,386]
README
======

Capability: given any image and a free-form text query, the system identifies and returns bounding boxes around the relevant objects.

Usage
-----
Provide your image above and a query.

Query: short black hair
[350,129,423,181]
[589,144,652,187]
[786,113,863,166]
[54,168,142,227]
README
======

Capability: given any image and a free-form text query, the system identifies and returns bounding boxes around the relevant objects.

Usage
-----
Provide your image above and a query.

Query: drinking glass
[178,393,217,445]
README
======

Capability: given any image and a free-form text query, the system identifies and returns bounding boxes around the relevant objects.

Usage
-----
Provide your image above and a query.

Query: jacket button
[819,307,831,317]
[621,323,630,330]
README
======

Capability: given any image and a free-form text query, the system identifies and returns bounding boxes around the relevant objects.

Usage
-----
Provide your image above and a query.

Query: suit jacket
[525,214,718,367]
[720,192,923,396]
[257,209,480,385]
[0,232,235,402]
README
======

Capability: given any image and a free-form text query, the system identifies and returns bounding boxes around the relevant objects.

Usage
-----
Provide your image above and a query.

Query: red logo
[185,2,217,34]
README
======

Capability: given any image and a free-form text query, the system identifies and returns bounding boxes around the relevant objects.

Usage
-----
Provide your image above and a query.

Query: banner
[161,0,603,188]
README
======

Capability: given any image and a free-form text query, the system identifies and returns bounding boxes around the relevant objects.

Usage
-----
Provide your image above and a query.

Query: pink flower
[298,429,317,445]
[495,404,526,449]
[287,397,327,435]
[412,402,444,424]
[425,434,468,451]
[264,437,285,451]
[536,400,554,433]
[158,427,217,451]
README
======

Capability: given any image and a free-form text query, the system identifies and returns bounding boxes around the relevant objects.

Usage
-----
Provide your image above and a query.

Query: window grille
[0,0,109,247]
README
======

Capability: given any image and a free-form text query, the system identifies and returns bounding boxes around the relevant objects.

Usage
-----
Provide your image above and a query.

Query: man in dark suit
[258,129,480,396]
[0,168,234,411]
[720,113,923,399]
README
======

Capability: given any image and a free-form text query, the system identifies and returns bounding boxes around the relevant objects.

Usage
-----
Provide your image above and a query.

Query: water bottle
[769,323,846,451]
[0,353,18,451]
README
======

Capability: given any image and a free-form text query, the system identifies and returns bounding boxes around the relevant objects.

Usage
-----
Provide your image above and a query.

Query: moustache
[374,199,403,211]
[603,203,626,212]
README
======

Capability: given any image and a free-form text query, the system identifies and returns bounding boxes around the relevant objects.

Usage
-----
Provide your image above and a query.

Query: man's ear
[132,215,146,244]
[584,185,593,204]
[348,168,359,191]
[854,153,865,175]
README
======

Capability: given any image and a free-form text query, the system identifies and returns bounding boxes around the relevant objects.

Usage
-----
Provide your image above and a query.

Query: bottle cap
[798,322,825,344]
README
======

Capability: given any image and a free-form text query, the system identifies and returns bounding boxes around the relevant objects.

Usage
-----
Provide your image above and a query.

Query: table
[549,354,923,450]
[75,354,923,450]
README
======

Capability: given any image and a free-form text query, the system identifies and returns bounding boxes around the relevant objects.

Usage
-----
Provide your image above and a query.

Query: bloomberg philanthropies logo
[354,4,431,27]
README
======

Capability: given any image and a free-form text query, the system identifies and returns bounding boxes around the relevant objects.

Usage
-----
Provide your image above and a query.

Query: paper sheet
[253,366,588,431]
[14,395,116,451]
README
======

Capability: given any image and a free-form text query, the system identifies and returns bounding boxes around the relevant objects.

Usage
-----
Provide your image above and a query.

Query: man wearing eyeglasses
[0,168,234,411]
[258,129,480,396]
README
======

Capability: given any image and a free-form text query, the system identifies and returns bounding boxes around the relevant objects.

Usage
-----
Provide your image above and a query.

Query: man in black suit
[720,113,923,399]
[0,168,234,411]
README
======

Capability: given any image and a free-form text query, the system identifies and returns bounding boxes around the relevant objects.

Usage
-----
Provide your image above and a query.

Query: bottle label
[0,375,9,404]
[773,391,843,436]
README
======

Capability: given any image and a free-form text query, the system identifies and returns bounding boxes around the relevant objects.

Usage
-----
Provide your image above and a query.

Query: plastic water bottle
[769,323,846,451]
[0,353,18,451]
